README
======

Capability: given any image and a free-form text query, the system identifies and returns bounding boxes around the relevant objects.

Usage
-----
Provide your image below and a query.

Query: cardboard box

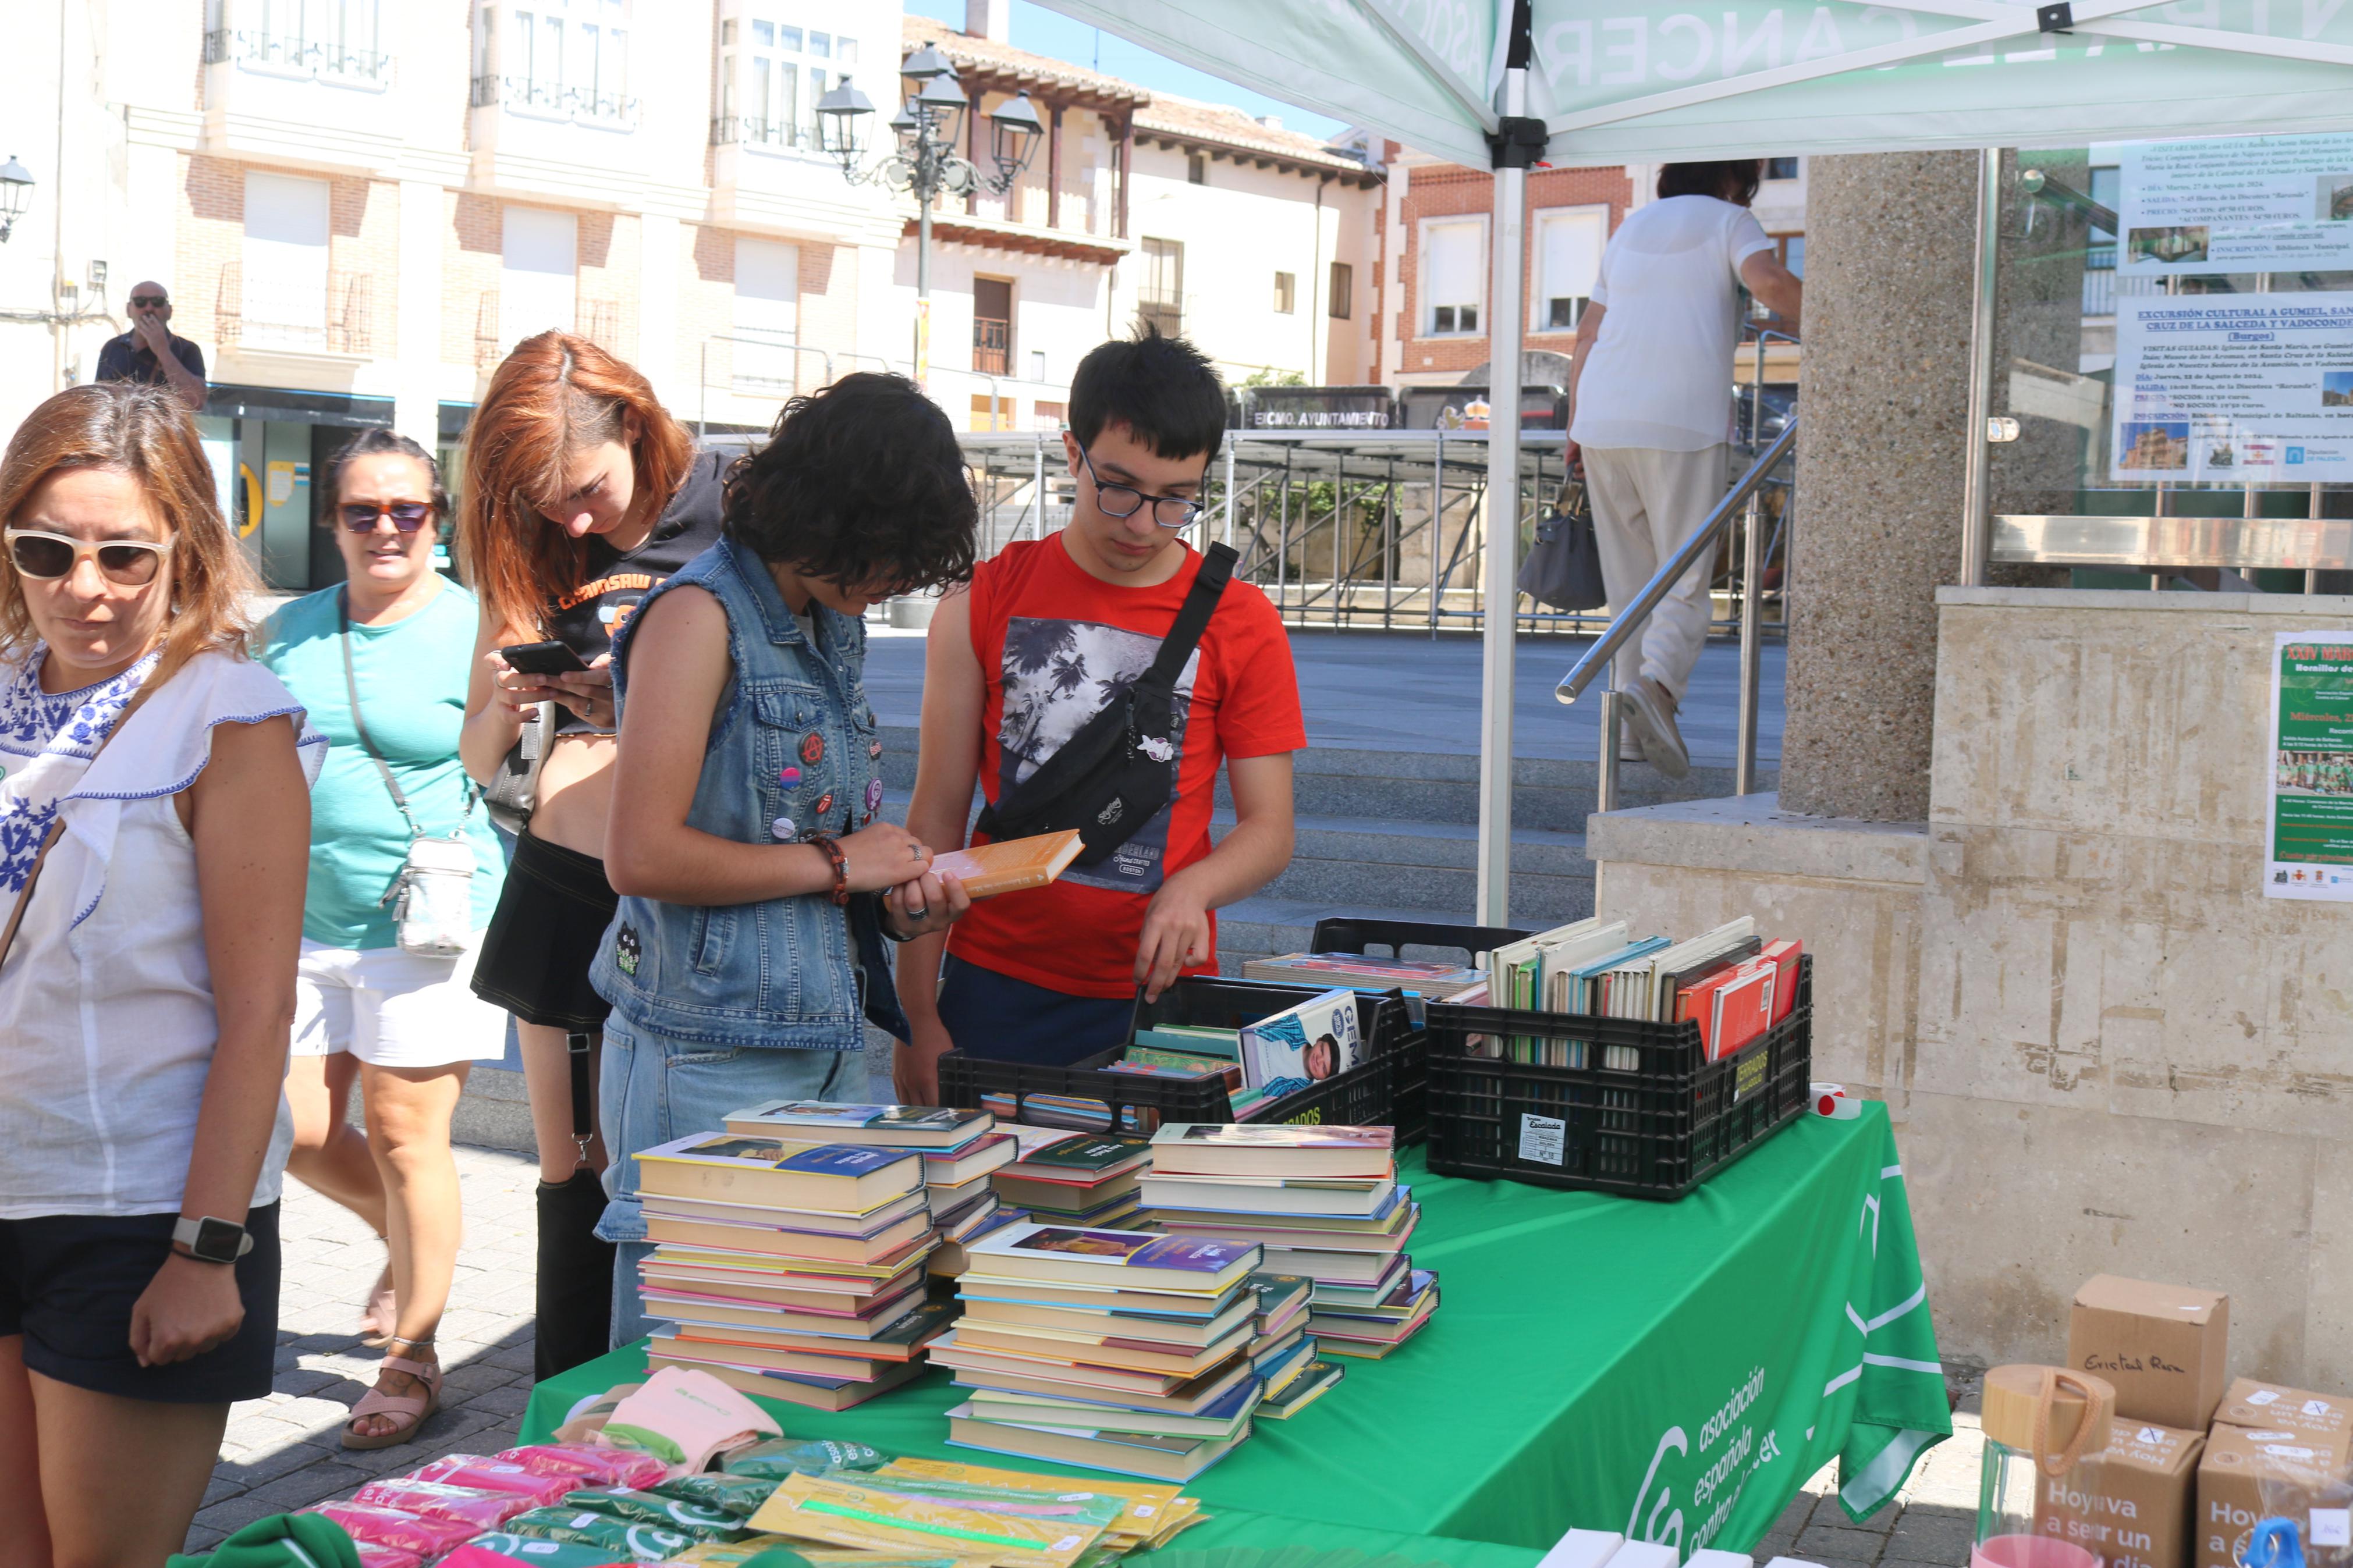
[2195,1424,2353,1568]
[2036,1420,2205,1568]
[2216,1379,2353,1443]
[2068,1276,2231,1429]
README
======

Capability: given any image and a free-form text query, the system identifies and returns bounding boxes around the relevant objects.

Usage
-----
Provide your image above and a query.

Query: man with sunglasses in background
[94,282,208,411]
[892,329,1304,1097]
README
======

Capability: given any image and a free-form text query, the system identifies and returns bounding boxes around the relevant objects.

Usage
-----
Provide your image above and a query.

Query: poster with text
[2111,292,2353,483]
[2119,134,2353,275]
[2266,630,2353,903]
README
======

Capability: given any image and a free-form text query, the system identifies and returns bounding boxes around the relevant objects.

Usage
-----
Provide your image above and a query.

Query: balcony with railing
[471,74,638,128]
[199,3,400,169]
[204,27,391,84]
[474,291,628,369]
[973,317,1011,376]
[214,263,377,360]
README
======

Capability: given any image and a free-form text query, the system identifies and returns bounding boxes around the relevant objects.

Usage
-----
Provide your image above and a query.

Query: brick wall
[443,190,503,367]
[1395,162,1634,378]
[577,211,640,363]
[331,177,401,356]
[176,154,244,354]
[681,225,736,393]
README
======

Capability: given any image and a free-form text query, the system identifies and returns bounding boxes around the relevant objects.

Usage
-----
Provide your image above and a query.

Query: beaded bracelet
[807,834,851,906]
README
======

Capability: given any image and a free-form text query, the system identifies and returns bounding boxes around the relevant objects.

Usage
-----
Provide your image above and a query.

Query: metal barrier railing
[1556,418,1800,809]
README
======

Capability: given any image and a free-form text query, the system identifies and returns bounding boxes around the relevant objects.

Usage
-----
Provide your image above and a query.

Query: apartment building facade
[1372,148,1809,418]
[1,0,1374,592]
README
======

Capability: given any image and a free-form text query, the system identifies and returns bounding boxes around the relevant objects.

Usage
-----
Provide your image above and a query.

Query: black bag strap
[977,543,1236,834]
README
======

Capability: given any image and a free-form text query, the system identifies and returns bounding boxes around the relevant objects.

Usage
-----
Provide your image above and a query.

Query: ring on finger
[908,904,928,919]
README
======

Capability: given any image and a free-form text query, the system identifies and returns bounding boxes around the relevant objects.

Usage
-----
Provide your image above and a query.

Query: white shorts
[292,933,511,1068]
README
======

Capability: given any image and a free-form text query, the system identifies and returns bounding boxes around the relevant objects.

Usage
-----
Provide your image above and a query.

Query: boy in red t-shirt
[893,331,1305,1100]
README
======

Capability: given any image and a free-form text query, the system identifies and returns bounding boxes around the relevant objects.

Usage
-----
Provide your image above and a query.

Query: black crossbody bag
[974,542,1237,866]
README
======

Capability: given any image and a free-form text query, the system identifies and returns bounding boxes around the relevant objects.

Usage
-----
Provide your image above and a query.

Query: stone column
[1777,151,1979,821]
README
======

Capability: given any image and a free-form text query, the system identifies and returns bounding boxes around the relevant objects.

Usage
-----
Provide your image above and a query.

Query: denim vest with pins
[588,534,908,1047]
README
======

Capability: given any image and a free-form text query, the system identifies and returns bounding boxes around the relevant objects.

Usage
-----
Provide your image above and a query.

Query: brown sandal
[341,1343,443,1450]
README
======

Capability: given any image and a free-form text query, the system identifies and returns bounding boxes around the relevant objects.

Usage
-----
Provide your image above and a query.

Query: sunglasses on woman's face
[4,528,172,586]
[339,502,436,534]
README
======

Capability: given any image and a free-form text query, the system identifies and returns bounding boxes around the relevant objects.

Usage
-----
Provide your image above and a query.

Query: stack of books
[1135,1123,1436,1360]
[1244,951,1488,997]
[926,1221,1267,1481]
[1235,1269,1343,1416]
[632,1132,950,1409]
[989,1132,1153,1229]
[1480,918,1804,1064]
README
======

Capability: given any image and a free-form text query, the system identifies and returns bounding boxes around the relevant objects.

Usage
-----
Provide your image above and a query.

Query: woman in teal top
[256,429,507,1450]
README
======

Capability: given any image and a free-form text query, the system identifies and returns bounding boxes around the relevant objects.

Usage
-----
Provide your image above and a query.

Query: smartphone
[499,639,591,676]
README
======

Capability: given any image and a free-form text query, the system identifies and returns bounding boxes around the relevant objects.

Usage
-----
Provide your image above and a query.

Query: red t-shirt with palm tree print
[946,534,1305,998]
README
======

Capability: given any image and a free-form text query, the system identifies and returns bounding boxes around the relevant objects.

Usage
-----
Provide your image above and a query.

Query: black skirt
[471,830,620,1030]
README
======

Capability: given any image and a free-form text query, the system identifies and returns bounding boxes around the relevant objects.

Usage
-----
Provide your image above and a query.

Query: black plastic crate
[1422,957,1813,1199]
[1303,918,1535,1146]
[937,976,1414,1137]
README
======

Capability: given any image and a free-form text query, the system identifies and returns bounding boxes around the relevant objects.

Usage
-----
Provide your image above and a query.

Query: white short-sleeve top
[0,647,328,1218]
[1571,194,1777,453]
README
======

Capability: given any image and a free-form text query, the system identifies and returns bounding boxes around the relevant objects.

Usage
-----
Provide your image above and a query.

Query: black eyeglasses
[339,502,437,534]
[1077,446,1205,529]
[128,294,168,308]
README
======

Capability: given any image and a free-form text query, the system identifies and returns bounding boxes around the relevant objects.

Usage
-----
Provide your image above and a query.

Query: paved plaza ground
[189,1141,1982,1566]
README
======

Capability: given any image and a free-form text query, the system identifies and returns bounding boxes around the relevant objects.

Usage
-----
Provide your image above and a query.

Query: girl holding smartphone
[456,332,723,1375]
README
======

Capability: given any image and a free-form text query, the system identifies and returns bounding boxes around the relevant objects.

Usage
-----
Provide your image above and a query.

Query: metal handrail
[1556,417,1799,706]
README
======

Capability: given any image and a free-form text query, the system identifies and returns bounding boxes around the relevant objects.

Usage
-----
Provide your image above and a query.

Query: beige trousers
[1582,442,1726,703]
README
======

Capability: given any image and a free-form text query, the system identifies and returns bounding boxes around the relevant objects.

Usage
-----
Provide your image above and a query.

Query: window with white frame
[1535,205,1606,332]
[1422,219,1483,336]
[241,171,330,350]
[495,0,633,123]
[220,0,388,81]
[716,9,860,149]
[732,237,801,393]
[501,206,578,354]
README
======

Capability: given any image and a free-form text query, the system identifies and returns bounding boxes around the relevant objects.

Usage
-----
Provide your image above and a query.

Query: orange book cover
[1759,938,1804,1023]
[1706,961,1776,1060]
[931,830,1085,900]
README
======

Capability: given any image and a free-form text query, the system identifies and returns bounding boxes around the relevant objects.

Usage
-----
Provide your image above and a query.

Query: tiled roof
[1134,92,1376,178]
[902,16,1150,109]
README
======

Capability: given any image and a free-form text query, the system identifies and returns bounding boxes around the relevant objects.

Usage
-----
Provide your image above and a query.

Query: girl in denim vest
[591,374,978,1346]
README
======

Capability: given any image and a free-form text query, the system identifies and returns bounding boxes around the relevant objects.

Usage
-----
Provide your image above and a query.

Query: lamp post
[0,157,34,244]
[817,48,1042,389]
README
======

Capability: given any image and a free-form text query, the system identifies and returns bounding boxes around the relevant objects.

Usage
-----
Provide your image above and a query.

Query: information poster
[2111,291,2353,483]
[2118,134,2353,275]
[2265,631,2353,903]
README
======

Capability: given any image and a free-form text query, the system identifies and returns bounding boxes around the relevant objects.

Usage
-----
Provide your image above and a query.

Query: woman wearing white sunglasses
[0,383,322,1565]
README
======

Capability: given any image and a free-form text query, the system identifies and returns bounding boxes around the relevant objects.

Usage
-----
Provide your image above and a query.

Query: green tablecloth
[524,1105,1948,1560]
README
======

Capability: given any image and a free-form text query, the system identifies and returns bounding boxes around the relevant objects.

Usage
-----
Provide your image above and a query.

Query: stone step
[879,724,1769,832]
[1213,810,1593,926]
[1212,893,1524,970]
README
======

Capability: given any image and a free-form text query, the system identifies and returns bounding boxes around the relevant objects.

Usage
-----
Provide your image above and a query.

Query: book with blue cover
[963,1222,1261,1292]
[634,1133,927,1213]
[1237,989,1364,1098]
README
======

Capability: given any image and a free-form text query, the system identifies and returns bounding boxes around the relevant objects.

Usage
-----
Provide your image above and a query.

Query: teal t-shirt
[258,578,506,948]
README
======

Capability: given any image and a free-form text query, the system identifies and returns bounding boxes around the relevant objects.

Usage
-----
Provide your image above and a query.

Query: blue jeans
[594,1010,856,1349]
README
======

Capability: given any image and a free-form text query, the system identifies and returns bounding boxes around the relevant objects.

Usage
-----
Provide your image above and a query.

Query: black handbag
[973,543,1237,867]
[1517,480,1607,611]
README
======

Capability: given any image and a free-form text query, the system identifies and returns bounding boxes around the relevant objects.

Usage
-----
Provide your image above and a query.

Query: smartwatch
[171,1215,254,1265]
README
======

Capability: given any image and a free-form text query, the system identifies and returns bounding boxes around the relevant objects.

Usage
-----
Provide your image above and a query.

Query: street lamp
[0,157,34,244]
[818,51,1043,387]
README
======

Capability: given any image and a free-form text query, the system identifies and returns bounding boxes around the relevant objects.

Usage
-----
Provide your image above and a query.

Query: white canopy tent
[1035,0,2353,923]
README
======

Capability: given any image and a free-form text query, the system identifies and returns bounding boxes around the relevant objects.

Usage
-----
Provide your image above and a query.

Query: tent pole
[1960,145,2000,589]
[1476,45,1531,927]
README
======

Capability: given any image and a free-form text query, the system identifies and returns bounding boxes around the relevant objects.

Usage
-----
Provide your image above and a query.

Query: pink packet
[408,1457,577,1507]
[352,1480,535,1530]
[494,1445,666,1491]
[303,1502,480,1559]
[348,1542,422,1568]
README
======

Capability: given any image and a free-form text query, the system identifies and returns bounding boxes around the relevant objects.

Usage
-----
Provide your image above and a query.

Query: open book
[929,830,1084,899]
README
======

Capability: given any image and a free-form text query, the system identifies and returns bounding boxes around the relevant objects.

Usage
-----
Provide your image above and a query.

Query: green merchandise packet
[652,1473,781,1519]
[561,1490,745,1541]
[722,1438,886,1481]
[502,1506,697,1562]
[462,1534,629,1568]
